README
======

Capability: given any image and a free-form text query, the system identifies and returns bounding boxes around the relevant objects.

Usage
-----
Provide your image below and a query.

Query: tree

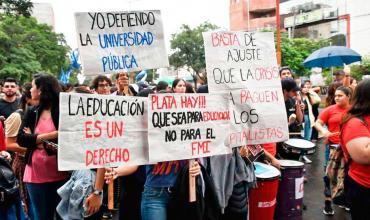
[0,15,70,83]
[169,22,218,87]
[281,33,330,76]
[0,0,33,17]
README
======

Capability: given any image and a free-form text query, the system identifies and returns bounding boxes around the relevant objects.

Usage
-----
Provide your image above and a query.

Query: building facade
[230,0,370,56]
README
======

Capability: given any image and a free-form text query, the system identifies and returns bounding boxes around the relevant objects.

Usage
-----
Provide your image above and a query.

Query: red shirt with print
[319,104,348,144]
[341,116,370,188]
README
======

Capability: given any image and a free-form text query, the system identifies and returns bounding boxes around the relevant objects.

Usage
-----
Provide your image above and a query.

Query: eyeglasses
[98,83,110,88]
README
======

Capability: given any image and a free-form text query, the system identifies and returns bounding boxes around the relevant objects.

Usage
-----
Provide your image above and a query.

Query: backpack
[0,156,19,208]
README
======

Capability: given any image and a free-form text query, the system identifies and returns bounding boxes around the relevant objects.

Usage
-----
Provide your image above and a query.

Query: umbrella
[303,46,362,68]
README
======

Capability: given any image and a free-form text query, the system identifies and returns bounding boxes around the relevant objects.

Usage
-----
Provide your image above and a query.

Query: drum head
[284,138,315,149]
[279,159,304,168]
[254,162,280,179]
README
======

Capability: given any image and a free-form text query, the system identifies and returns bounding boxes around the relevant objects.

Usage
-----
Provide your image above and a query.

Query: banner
[148,94,232,162]
[75,10,169,75]
[203,31,289,147]
[58,93,149,170]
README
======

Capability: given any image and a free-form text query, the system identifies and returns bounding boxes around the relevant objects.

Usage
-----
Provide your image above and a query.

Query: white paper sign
[58,93,149,170]
[75,10,169,75]
[148,94,232,162]
[295,176,304,199]
[203,31,289,147]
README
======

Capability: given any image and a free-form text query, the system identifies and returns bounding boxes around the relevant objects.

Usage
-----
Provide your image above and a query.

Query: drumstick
[289,132,302,135]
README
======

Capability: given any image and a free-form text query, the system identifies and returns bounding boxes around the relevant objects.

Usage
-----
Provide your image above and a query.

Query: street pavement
[112,138,351,220]
[302,138,350,220]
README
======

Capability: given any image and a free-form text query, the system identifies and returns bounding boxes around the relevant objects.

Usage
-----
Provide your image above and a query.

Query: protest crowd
[0,9,369,220]
[0,66,369,220]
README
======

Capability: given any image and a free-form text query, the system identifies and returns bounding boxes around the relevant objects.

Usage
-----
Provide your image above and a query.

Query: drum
[282,138,316,156]
[275,160,305,220]
[249,162,280,220]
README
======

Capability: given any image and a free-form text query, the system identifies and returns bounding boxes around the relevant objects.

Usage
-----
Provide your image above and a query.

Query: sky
[33,0,230,51]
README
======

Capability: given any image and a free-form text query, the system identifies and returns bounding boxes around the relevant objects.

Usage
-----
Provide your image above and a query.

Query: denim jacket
[56,170,100,220]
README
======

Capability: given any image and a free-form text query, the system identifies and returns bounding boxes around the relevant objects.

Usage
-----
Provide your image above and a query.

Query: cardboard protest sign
[75,10,169,75]
[58,93,149,170]
[148,94,232,162]
[203,31,289,147]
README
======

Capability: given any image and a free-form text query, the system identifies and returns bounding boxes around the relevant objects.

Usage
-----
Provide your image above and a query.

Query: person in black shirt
[278,79,304,160]
[0,77,20,120]
[282,78,304,133]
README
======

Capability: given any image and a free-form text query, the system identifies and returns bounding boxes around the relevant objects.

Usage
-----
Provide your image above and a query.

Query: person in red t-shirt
[314,86,352,215]
[0,122,6,151]
[340,79,370,219]
[0,122,11,159]
[0,123,10,160]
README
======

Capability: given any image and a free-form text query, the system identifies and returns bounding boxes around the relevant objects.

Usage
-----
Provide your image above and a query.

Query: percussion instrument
[275,160,305,220]
[249,162,280,220]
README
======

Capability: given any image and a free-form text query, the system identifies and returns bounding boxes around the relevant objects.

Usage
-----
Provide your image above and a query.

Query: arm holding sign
[189,161,201,177]
[104,165,139,184]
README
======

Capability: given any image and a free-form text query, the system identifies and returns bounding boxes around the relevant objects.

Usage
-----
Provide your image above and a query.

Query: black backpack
[0,156,19,208]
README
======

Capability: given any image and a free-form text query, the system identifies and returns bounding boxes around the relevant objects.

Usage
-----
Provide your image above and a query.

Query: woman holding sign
[17,74,70,220]
[141,78,201,220]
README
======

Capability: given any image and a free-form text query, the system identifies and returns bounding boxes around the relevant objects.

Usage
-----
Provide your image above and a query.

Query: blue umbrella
[303,46,361,68]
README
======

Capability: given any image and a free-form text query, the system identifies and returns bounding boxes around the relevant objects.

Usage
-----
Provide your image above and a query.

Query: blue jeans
[141,186,172,220]
[26,180,66,220]
[303,114,312,140]
[0,190,26,220]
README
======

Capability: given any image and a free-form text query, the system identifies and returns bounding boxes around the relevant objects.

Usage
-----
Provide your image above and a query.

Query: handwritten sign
[148,94,232,162]
[58,93,149,170]
[203,31,289,147]
[75,10,169,75]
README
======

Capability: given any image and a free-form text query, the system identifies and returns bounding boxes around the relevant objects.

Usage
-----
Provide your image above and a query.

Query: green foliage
[281,33,330,76]
[0,14,70,83]
[169,22,218,83]
[0,0,33,17]
[350,55,370,80]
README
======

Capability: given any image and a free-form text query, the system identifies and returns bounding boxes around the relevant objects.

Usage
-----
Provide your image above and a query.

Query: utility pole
[276,0,281,66]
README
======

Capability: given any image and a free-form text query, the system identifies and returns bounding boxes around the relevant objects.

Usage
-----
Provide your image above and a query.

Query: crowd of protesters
[0,65,369,220]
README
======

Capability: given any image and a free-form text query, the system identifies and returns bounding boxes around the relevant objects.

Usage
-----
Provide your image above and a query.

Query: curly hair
[91,75,112,90]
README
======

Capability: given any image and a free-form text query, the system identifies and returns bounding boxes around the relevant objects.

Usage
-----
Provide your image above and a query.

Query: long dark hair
[172,78,186,92]
[34,74,62,110]
[342,79,370,125]
[19,83,32,111]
